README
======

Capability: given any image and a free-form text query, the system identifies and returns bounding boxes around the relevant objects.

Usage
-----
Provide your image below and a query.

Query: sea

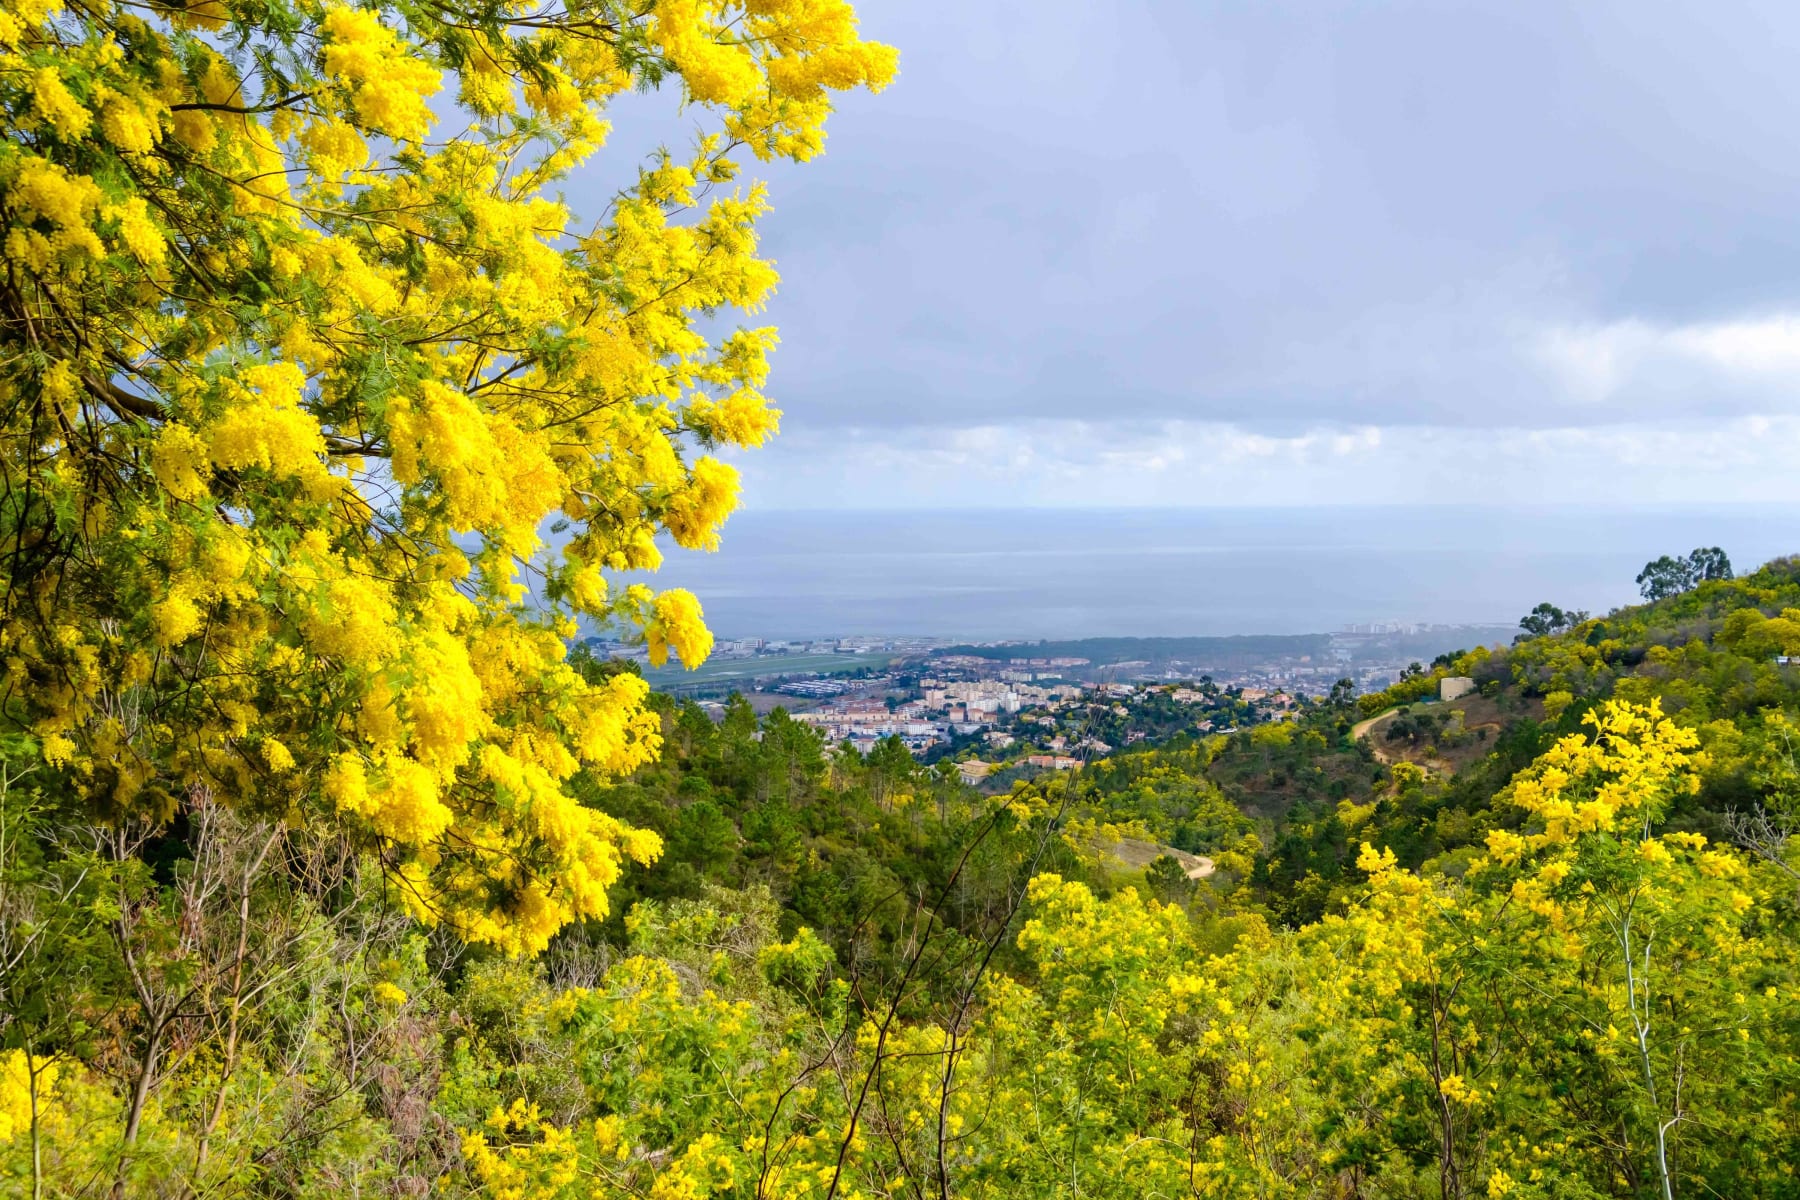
[607,506,1800,642]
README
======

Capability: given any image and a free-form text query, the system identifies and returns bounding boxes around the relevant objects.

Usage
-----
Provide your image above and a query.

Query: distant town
[581,622,1515,768]
[781,674,1286,787]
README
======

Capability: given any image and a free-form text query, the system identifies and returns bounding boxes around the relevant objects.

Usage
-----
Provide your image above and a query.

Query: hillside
[1357,692,1547,774]
[1219,555,1800,921]
[8,558,1800,1197]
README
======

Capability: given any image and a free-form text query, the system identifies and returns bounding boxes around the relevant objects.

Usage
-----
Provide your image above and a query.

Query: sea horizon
[606,503,1800,642]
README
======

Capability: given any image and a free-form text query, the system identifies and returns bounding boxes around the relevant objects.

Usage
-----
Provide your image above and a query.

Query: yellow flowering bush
[1294,699,1800,1196]
[462,1099,583,1200]
[0,0,894,952]
[0,1051,55,1144]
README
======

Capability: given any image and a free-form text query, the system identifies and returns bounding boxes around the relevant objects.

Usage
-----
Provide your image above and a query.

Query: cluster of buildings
[919,677,1076,716]
[724,651,1320,784]
[922,654,1091,682]
[618,625,1503,764]
[774,678,857,699]
[792,672,1286,765]
[598,625,1506,709]
[792,676,1088,755]
[716,636,942,658]
[944,679,1296,778]
[950,750,1101,781]
[790,698,945,754]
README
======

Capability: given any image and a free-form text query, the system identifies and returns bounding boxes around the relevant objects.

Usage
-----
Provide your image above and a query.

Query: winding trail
[1350,708,1400,765]
[1353,705,1491,777]
[1111,837,1215,879]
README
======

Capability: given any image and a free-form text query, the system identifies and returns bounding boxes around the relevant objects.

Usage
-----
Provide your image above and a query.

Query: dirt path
[1110,836,1215,879]
[1354,703,1508,777]
[1350,709,1399,765]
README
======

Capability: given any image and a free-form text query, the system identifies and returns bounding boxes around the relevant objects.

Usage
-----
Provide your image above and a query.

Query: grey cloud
[628,0,1800,434]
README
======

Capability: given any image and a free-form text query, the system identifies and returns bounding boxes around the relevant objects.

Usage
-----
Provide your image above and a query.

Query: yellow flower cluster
[1490,698,1700,858]
[202,363,332,489]
[646,589,714,669]
[462,1099,582,1200]
[5,158,107,268]
[370,980,409,1006]
[0,0,894,955]
[651,0,897,160]
[317,6,441,142]
[98,87,164,154]
[653,0,763,105]
[30,66,89,138]
[0,1051,56,1143]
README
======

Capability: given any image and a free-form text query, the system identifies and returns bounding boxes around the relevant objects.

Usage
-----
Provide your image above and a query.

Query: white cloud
[727,305,1800,511]
[724,415,1800,510]
[1533,313,1800,414]
[1669,316,1800,375]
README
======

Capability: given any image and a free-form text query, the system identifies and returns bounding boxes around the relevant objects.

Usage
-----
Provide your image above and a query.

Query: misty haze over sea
[616,506,1800,642]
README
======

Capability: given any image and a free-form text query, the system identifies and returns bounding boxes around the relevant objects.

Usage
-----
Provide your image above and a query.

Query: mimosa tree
[0,0,894,953]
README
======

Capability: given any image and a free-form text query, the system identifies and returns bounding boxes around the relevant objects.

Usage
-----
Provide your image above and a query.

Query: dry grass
[1107,836,1215,879]
[1360,693,1545,776]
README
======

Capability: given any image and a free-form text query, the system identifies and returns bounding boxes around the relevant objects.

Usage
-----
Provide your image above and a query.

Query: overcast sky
[591,0,1800,510]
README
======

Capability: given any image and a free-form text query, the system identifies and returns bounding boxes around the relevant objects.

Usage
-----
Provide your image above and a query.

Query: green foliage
[1637,545,1735,600]
[1358,669,1443,717]
[1517,600,1587,639]
[1212,556,1800,930]
[12,559,1800,1197]
[581,696,1096,1000]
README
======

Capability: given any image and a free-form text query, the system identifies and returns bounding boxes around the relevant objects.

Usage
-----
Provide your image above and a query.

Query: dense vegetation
[10,554,1800,1196]
[3,0,1799,1196]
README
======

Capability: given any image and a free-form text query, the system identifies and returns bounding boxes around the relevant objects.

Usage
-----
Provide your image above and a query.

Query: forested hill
[11,556,1800,1196]
[1207,552,1800,924]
